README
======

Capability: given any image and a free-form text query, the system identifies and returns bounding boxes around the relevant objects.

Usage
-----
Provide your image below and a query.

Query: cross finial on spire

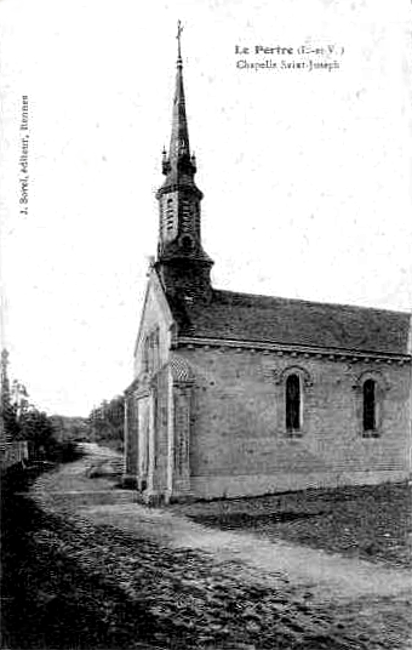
[177,19,183,65]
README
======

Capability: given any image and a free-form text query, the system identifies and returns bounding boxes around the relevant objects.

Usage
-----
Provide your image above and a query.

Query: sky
[0,0,411,416]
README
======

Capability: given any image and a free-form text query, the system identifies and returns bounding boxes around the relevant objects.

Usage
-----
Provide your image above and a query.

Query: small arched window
[286,374,301,433]
[142,336,150,373]
[363,379,376,433]
[181,234,194,252]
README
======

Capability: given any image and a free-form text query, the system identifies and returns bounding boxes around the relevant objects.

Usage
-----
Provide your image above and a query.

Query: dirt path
[27,447,412,649]
[33,448,411,603]
[76,502,411,603]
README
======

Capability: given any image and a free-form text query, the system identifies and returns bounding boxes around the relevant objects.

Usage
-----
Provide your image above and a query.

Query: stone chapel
[123,33,412,503]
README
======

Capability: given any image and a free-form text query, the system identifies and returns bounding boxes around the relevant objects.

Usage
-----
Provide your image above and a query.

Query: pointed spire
[162,20,195,178]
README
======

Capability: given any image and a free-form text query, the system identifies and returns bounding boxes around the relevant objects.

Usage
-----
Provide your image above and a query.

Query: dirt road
[3,446,411,649]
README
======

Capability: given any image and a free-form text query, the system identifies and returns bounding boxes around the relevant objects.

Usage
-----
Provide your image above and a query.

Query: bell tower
[155,21,213,300]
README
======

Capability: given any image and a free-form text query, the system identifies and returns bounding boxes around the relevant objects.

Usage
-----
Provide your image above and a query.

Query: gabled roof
[166,289,411,356]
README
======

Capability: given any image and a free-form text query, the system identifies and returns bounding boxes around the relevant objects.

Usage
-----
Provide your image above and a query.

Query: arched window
[142,337,150,373]
[181,234,194,252]
[363,379,376,432]
[286,374,301,433]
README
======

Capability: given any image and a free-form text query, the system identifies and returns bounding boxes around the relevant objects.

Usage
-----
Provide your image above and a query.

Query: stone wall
[152,367,171,494]
[0,441,29,471]
[124,392,139,480]
[125,271,174,489]
[177,344,411,499]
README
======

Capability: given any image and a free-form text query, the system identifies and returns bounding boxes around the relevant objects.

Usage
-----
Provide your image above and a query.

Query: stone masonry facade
[176,343,411,499]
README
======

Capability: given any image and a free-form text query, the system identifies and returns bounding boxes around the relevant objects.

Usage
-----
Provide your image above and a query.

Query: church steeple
[155,21,213,300]
[163,21,193,178]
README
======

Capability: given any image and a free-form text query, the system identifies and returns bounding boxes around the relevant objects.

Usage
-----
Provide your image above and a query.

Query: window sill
[361,430,380,438]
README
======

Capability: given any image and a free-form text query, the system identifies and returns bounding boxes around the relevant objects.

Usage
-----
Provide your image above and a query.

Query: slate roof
[167,289,411,355]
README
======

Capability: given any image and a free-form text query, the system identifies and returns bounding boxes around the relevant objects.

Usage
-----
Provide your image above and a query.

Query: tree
[0,349,58,457]
[1,349,20,441]
[88,395,124,451]
[19,408,55,458]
